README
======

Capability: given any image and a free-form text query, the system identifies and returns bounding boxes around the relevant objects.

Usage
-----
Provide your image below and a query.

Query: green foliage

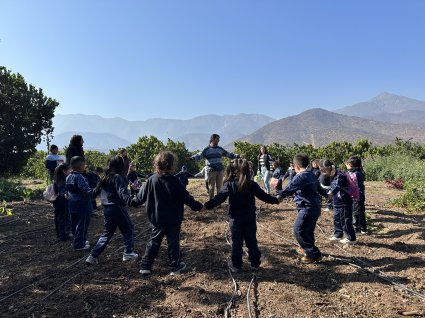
[0,201,13,216]
[0,178,25,201]
[391,178,425,212]
[21,150,48,180]
[0,66,59,176]
[84,150,110,171]
[127,136,165,173]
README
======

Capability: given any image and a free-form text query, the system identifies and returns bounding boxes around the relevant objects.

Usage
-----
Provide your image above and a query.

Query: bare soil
[0,180,425,318]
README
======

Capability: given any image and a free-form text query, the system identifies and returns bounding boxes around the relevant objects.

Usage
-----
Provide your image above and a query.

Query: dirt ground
[0,180,425,318]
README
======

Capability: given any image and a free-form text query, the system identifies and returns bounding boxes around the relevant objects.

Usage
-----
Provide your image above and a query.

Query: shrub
[0,178,25,201]
[391,178,425,212]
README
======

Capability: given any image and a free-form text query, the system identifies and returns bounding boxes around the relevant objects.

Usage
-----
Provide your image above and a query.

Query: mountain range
[42,92,425,151]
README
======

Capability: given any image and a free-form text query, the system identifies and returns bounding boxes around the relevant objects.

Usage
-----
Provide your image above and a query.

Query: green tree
[0,66,58,176]
[127,136,165,173]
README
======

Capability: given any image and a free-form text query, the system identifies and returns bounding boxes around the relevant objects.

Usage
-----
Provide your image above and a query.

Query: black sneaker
[170,262,186,275]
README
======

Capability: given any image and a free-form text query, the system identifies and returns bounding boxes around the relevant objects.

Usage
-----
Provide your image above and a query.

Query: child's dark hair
[50,144,58,152]
[70,156,86,170]
[346,156,361,167]
[237,159,252,193]
[153,151,177,174]
[311,159,320,168]
[95,167,104,174]
[320,159,335,175]
[293,154,309,168]
[118,148,127,155]
[98,155,126,189]
[54,163,70,193]
[69,135,83,147]
[272,160,280,168]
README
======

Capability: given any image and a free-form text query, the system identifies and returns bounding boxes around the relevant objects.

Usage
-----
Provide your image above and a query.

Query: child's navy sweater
[99,174,132,207]
[348,167,365,201]
[330,171,352,207]
[135,173,203,226]
[204,178,279,221]
[174,171,195,187]
[277,170,326,209]
[65,172,92,211]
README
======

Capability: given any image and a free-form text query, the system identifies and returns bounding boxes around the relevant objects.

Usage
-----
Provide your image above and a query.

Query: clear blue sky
[1,0,425,120]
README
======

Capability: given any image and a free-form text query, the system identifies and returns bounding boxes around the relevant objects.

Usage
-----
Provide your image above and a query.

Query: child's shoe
[227,260,241,273]
[85,255,98,265]
[74,241,90,250]
[140,268,152,275]
[328,236,341,241]
[295,247,306,256]
[300,255,323,264]
[123,251,139,262]
[170,262,186,275]
[340,238,357,245]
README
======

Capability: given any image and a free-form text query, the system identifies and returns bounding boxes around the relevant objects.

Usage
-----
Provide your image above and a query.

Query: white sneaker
[329,236,341,241]
[86,255,98,265]
[340,238,357,245]
[123,251,139,262]
[360,231,367,235]
[170,262,187,275]
[74,241,90,250]
[140,268,151,275]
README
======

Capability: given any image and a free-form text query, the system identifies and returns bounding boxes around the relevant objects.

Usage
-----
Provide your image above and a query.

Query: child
[86,156,138,265]
[53,163,71,241]
[127,162,144,196]
[321,159,357,245]
[45,145,64,182]
[310,159,321,179]
[66,156,93,250]
[194,166,209,194]
[271,160,284,191]
[204,159,280,272]
[282,163,296,184]
[174,165,195,189]
[87,167,103,210]
[276,154,327,263]
[346,156,367,234]
[134,151,204,275]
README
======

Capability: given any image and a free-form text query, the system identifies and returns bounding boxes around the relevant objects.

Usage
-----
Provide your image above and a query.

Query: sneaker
[360,230,367,235]
[74,241,90,250]
[340,238,357,245]
[170,262,187,275]
[85,255,98,265]
[300,255,323,264]
[139,268,152,275]
[295,247,306,256]
[123,251,139,262]
[227,260,241,273]
[329,236,341,241]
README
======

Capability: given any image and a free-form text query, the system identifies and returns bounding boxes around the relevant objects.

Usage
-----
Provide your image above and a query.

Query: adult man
[191,134,240,200]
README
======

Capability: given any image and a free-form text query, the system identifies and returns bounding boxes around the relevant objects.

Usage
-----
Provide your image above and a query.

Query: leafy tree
[0,66,58,176]
[84,150,110,171]
[126,136,165,173]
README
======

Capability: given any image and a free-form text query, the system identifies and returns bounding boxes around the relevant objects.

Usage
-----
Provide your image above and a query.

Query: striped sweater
[192,146,239,172]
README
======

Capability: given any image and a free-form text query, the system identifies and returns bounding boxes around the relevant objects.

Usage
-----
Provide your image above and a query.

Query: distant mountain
[47,113,275,151]
[38,132,132,153]
[366,110,425,126]
[335,92,425,121]
[236,108,425,147]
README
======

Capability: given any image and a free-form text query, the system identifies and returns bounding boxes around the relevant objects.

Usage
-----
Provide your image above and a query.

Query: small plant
[385,178,404,190]
[22,188,34,203]
[0,178,25,201]
[391,179,425,212]
[0,201,13,216]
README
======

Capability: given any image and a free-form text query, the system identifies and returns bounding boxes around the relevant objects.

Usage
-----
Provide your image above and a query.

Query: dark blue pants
[140,223,182,270]
[70,201,92,249]
[352,199,367,232]
[229,217,261,268]
[91,205,134,258]
[293,207,321,259]
[53,196,69,240]
[333,205,356,241]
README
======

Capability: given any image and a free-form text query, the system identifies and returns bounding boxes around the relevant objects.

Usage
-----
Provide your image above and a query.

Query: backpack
[43,184,58,202]
[338,171,360,200]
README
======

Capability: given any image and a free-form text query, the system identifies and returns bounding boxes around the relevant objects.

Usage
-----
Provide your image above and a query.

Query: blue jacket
[66,172,93,212]
[277,170,326,209]
[204,178,279,221]
[330,171,353,207]
[99,174,133,207]
[135,173,203,226]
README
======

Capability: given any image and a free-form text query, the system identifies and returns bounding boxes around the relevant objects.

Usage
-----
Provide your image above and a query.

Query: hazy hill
[335,92,425,122]
[236,108,425,146]
[49,113,275,151]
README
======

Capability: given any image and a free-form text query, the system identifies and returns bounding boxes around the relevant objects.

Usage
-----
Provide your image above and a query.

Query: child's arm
[132,180,149,207]
[175,182,203,211]
[77,175,93,198]
[114,175,133,206]
[252,182,279,204]
[203,183,230,210]
[276,175,303,199]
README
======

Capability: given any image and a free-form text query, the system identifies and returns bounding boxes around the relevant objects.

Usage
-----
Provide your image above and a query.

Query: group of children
[47,142,366,274]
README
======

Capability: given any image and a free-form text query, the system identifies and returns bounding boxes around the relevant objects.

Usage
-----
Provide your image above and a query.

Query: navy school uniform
[134,173,203,271]
[204,178,279,269]
[52,182,70,240]
[174,171,195,189]
[349,167,367,232]
[277,170,327,260]
[90,174,135,258]
[86,172,100,209]
[330,172,356,241]
[66,171,93,249]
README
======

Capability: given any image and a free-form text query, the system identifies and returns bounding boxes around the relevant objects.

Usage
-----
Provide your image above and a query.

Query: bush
[0,178,25,201]
[21,150,48,180]
[391,178,425,212]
